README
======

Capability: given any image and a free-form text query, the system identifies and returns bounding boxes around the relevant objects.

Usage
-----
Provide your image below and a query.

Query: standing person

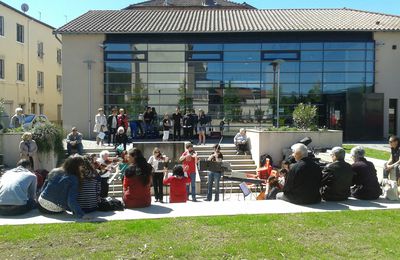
[0,159,37,216]
[94,108,107,146]
[9,107,25,128]
[107,108,118,146]
[151,107,158,134]
[148,147,168,203]
[163,165,191,203]
[117,108,129,133]
[19,132,39,170]
[191,109,199,138]
[172,107,182,141]
[179,143,198,201]
[182,110,193,141]
[38,156,89,219]
[115,126,128,152]
[198,109,207,145]
[350,146,382,200]
[162,113,171,141]
[143,107,152,137]
[276,143,322,205]
[123,148,153,208]
[206,144,223,202]
[320,147,354,201]
[66,127,84,156]
[383,135,400,182]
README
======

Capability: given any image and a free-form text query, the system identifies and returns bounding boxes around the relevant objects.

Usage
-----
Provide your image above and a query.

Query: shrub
[31,123,65,159]
[292,103,317,130]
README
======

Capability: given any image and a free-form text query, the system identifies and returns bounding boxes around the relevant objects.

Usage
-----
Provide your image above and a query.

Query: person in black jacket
[172,107,182,141]
[320,147,354,201]
[350,146,382,200]
[277,143,322,204]
[107,108,118,146]
[115,126,128,152]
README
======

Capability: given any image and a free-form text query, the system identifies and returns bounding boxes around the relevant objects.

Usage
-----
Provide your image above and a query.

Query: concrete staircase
[66,144,259,198]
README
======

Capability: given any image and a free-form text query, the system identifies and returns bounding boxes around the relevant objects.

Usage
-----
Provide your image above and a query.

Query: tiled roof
[55,8,400,34]
[124,0,255,9]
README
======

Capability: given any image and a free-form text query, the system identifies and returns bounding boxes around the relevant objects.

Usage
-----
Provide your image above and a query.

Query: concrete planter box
[0,133,58,170]
[0,132,24,168]
[246,129,343,167]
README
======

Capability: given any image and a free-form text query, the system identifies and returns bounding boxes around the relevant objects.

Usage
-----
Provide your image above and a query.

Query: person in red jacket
[163,165,191,203]
[117,108,129,132]
[123,148,153,208]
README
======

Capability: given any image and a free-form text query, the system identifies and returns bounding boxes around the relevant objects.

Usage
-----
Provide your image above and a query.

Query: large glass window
[103,40,375,128]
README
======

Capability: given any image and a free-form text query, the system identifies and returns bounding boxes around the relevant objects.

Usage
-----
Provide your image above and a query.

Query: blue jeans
[67,142,83,156]
[207,172,221,201]
[186,172,196,201]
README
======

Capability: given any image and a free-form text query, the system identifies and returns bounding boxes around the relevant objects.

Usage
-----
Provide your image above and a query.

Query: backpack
[98,197,125,211]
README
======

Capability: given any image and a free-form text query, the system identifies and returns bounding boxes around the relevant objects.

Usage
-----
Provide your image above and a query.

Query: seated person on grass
[163,165,191,203]
[0,159,37,216]
[383,135,400,183]
[320,147,354,201]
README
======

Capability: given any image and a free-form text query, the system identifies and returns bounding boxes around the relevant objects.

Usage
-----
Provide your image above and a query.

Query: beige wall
[374,32,400,137]
[0,5,62,122]
[62,34,105,138]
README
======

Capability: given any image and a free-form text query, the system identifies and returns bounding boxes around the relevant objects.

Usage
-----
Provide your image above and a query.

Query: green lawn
[1,210,400,259]
[343,145,390,161]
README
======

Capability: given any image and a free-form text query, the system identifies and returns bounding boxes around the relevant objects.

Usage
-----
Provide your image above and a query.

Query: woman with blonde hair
[148,147,168,202]
[19,132,39,170]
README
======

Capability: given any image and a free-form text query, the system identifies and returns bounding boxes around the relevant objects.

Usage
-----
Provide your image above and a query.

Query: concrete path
[1,197,399,226]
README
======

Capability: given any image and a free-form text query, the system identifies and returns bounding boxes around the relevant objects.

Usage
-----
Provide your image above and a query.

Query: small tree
[292,103,317,130]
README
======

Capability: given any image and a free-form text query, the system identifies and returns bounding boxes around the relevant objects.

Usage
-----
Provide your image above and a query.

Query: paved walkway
[1,197,399,226]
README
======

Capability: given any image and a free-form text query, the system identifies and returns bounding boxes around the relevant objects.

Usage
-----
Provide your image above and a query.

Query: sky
[4,0,400,28]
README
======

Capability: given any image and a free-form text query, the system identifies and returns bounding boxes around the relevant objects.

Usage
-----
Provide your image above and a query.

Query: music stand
[157,161,178,171]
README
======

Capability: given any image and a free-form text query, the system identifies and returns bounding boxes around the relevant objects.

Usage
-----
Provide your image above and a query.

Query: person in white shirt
[148,147,168,202]
[233,128,250,155]
[94,108,108,145]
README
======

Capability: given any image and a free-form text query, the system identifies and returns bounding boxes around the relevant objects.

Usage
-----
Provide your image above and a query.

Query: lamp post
[269,59,285,128]
[83,60,95,139]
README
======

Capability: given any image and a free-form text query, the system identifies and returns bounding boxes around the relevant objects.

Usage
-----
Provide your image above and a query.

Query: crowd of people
[1,123,397,219]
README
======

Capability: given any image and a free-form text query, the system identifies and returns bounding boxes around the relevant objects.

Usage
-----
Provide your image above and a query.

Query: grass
[1,210,400,259]
[343,145,390,160]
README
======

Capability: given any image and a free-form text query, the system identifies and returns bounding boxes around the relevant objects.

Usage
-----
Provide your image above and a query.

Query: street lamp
[269,59,285,128]
[83,60,95,139]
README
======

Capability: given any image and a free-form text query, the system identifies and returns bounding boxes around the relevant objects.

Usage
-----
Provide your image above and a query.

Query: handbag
[97,132,106,140]
[116,144,124,153]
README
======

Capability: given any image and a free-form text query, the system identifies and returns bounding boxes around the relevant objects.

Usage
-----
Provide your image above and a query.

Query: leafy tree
[178,80,193,113]
[292,103,318,130]
[223,82,242,122]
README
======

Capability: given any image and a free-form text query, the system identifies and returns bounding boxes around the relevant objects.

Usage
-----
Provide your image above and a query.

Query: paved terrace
[0,139,396,226]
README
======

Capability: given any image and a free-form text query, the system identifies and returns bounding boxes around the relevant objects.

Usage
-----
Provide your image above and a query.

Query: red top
[123,175,151,208]
[181,151,197,174]
[117,114,129,129]
[163,176,191,203]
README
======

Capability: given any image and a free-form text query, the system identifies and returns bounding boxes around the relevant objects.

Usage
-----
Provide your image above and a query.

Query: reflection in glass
[262,43,300,50]
[300,42,323,50]
[224,51,260,61]
[300,73,322,83]
[300,62,323,72]
[301,51,323,61]
[324,42,366,50]
[324,72,366,83]
[263,62,299,73]
[224,43,261,51]
[324,62,366,72]
[324,51,365,61]
[224,62,261,72]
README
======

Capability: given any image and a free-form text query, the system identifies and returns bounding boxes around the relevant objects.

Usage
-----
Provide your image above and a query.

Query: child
[163,165,191,203]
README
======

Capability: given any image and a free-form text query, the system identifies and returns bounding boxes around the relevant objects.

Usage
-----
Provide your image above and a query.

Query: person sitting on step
[233,128,250,155]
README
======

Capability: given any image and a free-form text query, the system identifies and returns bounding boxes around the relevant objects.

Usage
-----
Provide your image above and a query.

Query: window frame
[17,63,24,81]
[185,51,223,61]
[0,16,4,36]
[261,50,300,61]
[37,71,44,88]
[57,49,62,64]
[104,51,147,61]
[56,75,62,92]
[37,42,44,58]
[16,23,24,43]
[0,59,4,79]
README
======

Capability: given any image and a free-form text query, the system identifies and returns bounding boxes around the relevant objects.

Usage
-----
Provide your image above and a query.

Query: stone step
[196,150,238,155]
[230,164,257,170]
[193,145,236,151]
[198,154,252,160]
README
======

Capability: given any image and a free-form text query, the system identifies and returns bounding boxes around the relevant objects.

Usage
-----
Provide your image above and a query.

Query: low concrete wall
[0,133,23,168]
[246,129,343,167]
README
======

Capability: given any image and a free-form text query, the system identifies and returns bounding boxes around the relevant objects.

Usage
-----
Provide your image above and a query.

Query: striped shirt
[77,178,101,212]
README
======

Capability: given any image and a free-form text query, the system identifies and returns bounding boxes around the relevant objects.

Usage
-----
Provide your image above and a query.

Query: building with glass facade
[56,1,400,140]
